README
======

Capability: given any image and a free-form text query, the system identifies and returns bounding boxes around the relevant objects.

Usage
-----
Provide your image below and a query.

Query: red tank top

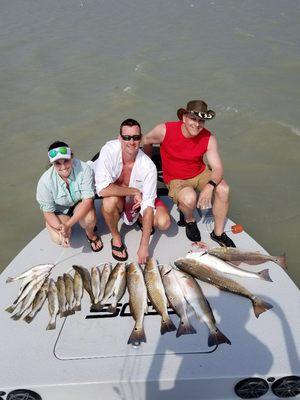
[160,121,211,184]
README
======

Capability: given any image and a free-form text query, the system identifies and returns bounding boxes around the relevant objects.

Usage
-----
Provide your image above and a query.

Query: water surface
[0,0,299,286]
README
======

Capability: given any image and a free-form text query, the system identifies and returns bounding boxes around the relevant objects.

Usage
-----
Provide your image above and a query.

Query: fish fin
[228,261,242,266]
[11,312,22,321]
[107,305,117,313]
[208,329,231,347]
[61,310,69,317]
[258,269,273,282]
[74,305,81,312]
[46,321,56,330]
[275,254,287,270]
[127,325,147,345]
[252,298,273,318]
[160,317,176,335]
[176,319,197,337]
[5,305,16,314]
[90,302,103,312]
[24,314,34,324]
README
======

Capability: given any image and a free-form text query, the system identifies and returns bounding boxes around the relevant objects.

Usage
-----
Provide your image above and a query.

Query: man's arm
[137,206,154,264]
[142,123,166,157]
[99,183,140,199]
[205,134,224,184]
[197,134,224,209]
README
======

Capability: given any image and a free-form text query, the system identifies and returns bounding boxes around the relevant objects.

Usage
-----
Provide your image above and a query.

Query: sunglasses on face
[48,146,68,158]
[120,133,142,141]
[188,111,213,120]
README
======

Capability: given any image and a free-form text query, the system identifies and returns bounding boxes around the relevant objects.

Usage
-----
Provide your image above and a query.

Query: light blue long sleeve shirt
[36,158,95,215]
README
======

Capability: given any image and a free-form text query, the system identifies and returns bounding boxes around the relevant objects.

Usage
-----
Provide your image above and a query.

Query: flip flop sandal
[86,234,103,252]
[136,219,155,236]
[111,239,128,261]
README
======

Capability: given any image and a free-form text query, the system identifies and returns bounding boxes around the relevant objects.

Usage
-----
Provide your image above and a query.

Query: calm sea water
[0,0,299,287]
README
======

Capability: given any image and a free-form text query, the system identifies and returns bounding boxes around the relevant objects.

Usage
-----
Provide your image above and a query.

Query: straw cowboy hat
[177,100,216,121]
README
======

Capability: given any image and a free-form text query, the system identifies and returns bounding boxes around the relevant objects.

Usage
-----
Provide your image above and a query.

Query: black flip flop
[111,239,128,261]
[86,234,103,252]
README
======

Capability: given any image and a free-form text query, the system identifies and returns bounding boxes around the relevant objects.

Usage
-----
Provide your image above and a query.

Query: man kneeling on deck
[93,118,171,263]
[142,100,235,248]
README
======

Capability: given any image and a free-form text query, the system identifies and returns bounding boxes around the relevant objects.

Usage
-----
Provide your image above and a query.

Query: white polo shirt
[93,140,157,222]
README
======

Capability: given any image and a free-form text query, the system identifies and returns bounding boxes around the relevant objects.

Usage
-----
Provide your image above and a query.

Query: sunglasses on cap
[48,147,69,158]
[120,133,142,141]
[188,110,213,120]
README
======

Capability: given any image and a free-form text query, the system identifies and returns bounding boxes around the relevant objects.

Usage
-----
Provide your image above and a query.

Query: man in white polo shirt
[93,118,170,263]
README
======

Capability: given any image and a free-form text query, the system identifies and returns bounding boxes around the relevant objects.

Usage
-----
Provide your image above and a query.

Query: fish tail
[5,305,16,313]
[208,329,231,347]
[258,269,273,282]
[176,318,197,337]
[46,317,56,330]
[24,314,35,324]
[61,310,69,317]
[160,316,177,335]
[11,312,22,321]
[90,301,103,312]
[252,297,273,318]
[275,254,287,270]
[107,305,117,313]
[74,304,81,312]
[127,325,147,345]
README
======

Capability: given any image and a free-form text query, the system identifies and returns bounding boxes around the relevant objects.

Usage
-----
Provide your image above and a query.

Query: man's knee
[155,211,171,231]
[215,181,229,200]
[102,196,122,214]
[178,189,197,209]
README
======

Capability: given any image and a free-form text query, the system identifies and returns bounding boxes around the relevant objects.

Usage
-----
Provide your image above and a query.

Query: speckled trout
[175,257,273,318]
[127,263,148,345]
[93,263,126,313]
[144,259,176,335]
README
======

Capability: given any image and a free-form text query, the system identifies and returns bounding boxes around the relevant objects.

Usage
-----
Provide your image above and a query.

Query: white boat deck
[0,197,299,400]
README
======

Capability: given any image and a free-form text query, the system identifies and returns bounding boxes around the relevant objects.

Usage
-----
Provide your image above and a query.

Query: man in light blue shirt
[36,141,103,252]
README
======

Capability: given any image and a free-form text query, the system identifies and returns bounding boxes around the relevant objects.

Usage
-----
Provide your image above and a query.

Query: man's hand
[197,184,214,209]
[137,243,149,264]
[132,190,142,212]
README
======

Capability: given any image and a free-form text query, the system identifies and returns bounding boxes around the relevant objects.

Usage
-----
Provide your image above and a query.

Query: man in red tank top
[142,100,235,247]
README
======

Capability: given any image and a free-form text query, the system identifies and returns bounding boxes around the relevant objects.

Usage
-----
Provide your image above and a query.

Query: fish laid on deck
[160,265,197,337]
[144,258,176,335]
[94,263,126,313]
[127,262,148,345]
[6,263,54,283]
[46,279,60,330]
[174,268,231,346]
[185,252,273,282]
[175,257,273,318]
[24,278,50,323]
[74,270,84,312]
[207,247,286,269]
[56,276,68,318]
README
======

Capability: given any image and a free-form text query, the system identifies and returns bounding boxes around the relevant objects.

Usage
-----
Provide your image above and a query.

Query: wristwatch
[208,180,217,188]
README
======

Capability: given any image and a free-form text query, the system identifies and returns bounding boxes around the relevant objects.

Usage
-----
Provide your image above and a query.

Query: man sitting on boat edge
[93,118,170,264]
[36,141,103,252]
[142,99,235,248]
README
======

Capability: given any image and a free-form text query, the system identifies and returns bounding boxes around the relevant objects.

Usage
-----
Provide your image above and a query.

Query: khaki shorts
[167,166,212,204]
